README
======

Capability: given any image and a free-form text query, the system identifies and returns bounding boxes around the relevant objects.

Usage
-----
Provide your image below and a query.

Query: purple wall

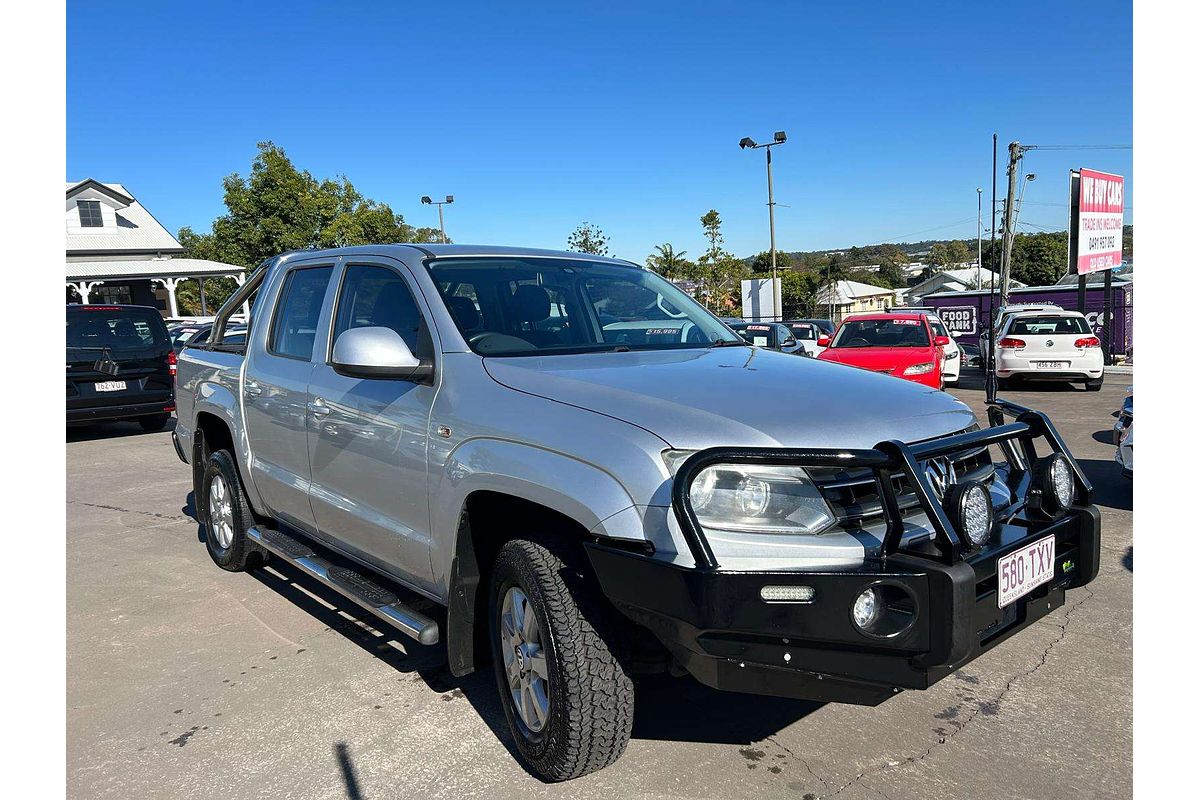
[922,282,1132,356]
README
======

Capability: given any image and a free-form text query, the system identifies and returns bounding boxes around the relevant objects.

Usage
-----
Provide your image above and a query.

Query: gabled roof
[66,258,245,281]
[66,180,183,255]
[66,178,134,206]
[815,279,896,304]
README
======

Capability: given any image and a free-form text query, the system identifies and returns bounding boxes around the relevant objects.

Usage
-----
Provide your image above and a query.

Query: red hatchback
[816,312,949,389]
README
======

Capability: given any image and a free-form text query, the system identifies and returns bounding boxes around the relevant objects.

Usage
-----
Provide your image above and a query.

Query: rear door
[242,262,336,534]
[67,306,174,413]
[1005,314,1093,371]
[306,258,439,587]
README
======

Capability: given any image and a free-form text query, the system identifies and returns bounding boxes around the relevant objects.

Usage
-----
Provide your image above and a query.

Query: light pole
[420,195,454,243]
[976,187,983,289]
[740,131,787,321]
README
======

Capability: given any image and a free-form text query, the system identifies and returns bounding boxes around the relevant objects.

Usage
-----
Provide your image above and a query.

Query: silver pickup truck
[174,244,1100,781]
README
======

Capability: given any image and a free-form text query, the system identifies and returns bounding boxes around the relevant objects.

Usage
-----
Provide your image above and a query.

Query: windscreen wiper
[707,339,750,348]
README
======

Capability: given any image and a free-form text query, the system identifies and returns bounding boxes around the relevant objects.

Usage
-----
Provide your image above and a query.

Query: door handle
[244,380,262,397]
[308,398,332,416]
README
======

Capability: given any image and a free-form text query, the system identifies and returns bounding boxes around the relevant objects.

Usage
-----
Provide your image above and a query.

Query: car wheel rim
[207,474,234,550]
[500,586,550,732]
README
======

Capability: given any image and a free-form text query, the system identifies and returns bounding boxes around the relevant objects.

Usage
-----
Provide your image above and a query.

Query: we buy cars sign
[1076,169,1124,274]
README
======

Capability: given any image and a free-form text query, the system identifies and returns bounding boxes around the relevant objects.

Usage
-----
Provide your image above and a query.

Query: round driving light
[736,476,771,516]
[1030,453,1076,518]
[942,479,994,547]
[852,588,880,630]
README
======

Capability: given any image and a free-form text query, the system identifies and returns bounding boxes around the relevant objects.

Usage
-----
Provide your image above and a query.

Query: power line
[1026,144,1132,151]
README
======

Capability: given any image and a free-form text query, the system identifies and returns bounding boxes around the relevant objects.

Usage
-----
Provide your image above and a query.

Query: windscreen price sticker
[1076,168,1124,275]
[939,306,977,335]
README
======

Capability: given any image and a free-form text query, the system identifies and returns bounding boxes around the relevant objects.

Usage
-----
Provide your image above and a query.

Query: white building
[815,279,897,322]
[66,179,245,316]
[903,267,1021,304]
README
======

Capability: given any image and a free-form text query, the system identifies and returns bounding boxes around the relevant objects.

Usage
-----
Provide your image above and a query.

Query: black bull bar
[670,399,1094,570]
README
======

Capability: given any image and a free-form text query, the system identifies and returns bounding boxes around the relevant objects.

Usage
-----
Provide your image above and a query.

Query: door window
[332,265,425,354]
[269,267,333,360]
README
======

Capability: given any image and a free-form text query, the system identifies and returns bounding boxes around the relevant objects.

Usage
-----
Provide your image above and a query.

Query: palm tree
[647,243,688,279]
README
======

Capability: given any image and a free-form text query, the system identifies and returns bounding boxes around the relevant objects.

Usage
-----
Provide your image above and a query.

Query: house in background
[815,279,896,322]
[66,179,244,316]
[901,266,1020,305]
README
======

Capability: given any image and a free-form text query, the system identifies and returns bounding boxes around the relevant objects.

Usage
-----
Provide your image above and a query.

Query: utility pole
[998,141,1023,307]
[739,132,787,321]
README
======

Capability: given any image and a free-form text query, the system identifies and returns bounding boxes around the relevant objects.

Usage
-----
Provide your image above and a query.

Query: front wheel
[489,538,635,782]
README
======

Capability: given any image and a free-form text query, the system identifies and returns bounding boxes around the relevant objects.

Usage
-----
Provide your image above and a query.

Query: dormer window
[77,200,103,227]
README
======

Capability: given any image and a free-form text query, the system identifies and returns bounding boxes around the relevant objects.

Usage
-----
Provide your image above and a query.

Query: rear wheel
[138,413,171,432]
[1085,377,1104,392]
[996,377,1012,391]
[201,450,260,571]
[489,538,634,781]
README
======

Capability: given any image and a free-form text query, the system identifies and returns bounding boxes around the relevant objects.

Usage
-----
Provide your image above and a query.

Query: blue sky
[67,1,1132,262]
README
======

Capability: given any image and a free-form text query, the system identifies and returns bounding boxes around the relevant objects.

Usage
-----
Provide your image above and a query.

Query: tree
[566,222,610,255]
[699,209,724,262]
[1011,232,1068,286]
[749,250,793,273]
[176,142,441,313]
[645,243,692,279]
[927,241,971,275]
[780,269,821,318]
[876,245,909,288]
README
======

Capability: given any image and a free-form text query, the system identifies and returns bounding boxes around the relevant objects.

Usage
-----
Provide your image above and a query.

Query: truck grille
[810,427,994,529]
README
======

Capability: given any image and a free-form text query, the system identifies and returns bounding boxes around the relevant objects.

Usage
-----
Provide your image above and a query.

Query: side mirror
[950,330,961,338]
[934,335,951,347]
[332,327,433,382]
[782,337,797,348]
[817,336,832,347]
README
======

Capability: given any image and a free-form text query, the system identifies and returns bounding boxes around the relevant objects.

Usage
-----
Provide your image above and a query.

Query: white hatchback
[994,310,1104,390]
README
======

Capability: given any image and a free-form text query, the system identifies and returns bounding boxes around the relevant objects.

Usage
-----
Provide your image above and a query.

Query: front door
[243,263,335,534]
[306,260,438,589]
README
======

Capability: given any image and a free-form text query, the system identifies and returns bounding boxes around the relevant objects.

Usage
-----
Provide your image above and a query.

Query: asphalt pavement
[66,371,1132,799]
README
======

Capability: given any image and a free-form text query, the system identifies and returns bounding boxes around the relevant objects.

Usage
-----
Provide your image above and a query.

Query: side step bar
[247,526,440,646]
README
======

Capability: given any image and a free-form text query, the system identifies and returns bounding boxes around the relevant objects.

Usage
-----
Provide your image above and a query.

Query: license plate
[95,380,127,392]
[997,535,1056,608]
[1035,361,1065,369]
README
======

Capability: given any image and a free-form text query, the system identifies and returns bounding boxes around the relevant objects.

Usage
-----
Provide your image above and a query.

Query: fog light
[942,480,994,547]
[760,585,816,603]
[1030,453,1077,519]
[852,588,880,629]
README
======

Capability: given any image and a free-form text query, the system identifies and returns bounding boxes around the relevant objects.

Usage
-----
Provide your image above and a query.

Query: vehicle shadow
[1076,458,1131,511]
[237,551,822,781]
[1092,429,1117,445]
[66,417,177,442]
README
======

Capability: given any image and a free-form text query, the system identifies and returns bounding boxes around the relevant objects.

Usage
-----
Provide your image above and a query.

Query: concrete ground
[66,372,1131,799]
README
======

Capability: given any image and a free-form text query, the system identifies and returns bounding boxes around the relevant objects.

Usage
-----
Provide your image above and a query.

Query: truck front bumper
[586,504,1098,705]
[586,399,1101,705]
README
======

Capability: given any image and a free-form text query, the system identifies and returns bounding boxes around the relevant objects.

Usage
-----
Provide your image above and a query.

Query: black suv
[67,304,175,430]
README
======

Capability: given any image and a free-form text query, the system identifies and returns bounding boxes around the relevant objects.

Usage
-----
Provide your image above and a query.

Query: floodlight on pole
[420,194,454,243]
[739,130,788,321]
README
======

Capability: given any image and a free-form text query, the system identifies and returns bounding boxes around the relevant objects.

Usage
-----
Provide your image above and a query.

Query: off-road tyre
[489,537,635,782]
[201,449,261,572]
[138,413,171,431]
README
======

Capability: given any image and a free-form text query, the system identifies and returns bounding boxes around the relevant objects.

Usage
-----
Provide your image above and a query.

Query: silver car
[174,245,1100,781]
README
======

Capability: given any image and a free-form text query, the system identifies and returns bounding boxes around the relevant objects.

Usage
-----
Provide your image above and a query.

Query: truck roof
[276,243,641,269]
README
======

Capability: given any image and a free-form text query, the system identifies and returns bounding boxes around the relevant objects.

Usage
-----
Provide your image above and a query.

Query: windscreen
[68,307,170,354]
[425,257,741,356]
[787,322,817,340]
[831,317,930,348]
[731,324,777,347]
[1007,316,1091,335]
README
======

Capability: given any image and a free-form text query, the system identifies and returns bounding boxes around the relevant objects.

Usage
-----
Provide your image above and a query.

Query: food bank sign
[1075,169,1124,275]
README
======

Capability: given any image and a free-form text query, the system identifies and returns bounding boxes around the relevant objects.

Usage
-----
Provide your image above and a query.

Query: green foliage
[928,240,972,274]
[566,222,610,255]
[780,269,821,318]
[645,243,694,280]
[749,250,792,273]
[175,141,442,314]
[1010,232,1068,285]
[699,209,724,262]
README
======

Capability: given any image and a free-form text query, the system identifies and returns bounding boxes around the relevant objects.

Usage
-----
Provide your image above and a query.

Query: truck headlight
[903,362,935,375]
[687,464,836,535]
